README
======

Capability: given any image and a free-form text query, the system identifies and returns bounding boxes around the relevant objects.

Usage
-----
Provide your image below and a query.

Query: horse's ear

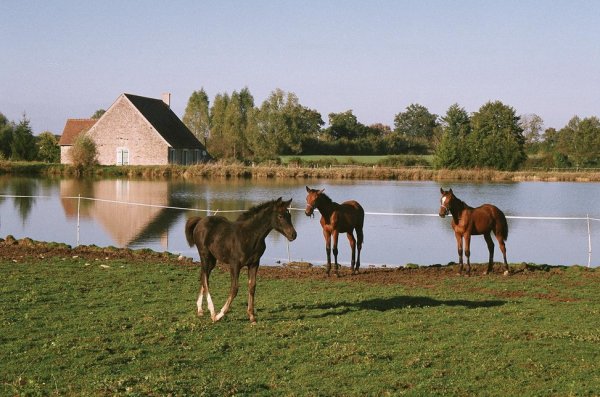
[306,186,310,192]
[284,198,292,207]
[318,189,325,194]
[276,197,282,203]
[449,188,453,194]
[440,187,445,195]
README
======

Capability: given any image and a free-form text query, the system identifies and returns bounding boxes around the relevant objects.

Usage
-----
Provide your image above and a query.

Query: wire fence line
[3,194,599,221]
[1,194,599,267]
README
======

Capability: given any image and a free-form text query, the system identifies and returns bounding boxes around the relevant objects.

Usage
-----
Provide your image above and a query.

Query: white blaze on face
[441,196,447,206]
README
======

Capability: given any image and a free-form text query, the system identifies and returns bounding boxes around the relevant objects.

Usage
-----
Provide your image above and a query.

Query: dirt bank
[4,235,595,289]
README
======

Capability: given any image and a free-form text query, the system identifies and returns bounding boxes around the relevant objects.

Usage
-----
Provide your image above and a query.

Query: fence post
[587,214,592,267]
[77,194,81,246]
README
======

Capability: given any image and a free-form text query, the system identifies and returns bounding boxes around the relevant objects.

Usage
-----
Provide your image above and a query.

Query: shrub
[70,134,97,168]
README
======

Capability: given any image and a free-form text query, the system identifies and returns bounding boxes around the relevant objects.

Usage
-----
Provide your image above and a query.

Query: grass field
[280,155,389,164]
[279,154,434,166]
[2,252,600,396]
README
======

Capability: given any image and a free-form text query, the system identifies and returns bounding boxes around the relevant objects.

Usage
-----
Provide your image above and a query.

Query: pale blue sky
[1,0,599,134]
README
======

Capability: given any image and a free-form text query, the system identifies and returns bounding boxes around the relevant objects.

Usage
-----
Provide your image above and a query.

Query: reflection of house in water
[60,179,189,248]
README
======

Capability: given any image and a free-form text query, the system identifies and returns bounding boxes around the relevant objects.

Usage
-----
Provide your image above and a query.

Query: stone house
[59,93,210,165]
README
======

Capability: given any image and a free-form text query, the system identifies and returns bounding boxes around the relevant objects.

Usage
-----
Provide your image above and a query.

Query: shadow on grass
[270,296,507,319]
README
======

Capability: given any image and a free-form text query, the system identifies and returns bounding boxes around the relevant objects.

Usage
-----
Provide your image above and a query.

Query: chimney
[161,92,171,108]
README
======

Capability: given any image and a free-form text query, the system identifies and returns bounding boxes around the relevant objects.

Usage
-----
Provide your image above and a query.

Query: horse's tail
[185,216,202,247]
[497,209,509,241]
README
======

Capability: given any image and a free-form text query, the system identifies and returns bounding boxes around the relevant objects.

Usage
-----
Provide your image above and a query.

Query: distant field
[279,154,434,165]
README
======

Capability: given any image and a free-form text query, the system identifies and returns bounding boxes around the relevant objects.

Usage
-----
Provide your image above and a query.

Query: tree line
[1,87,598,171]
[183,87,600,170]
[0,113,59,163]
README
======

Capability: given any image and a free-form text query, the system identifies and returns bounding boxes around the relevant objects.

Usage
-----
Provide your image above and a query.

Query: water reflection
[0,176,599,266]
[59,179,193,248]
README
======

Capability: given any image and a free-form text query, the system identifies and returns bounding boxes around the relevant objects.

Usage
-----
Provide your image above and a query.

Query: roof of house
[58,119,97,145]
[124,93,205,149]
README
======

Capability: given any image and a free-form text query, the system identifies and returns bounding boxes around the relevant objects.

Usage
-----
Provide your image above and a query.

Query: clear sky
[1,0,599,134]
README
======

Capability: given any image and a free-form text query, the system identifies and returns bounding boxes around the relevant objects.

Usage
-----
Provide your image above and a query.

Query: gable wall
[87,96,170,165]
[61,146,73,164]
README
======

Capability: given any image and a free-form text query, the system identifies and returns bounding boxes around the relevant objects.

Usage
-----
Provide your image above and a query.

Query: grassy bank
[1,246,599,396]
[2,160,600,182]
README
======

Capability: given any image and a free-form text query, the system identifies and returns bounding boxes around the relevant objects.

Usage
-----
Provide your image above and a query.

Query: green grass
[280,155,388,164]
[2,257,600,396]
[279,155,435,166]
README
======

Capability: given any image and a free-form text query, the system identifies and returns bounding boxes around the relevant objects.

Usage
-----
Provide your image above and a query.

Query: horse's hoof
[197,310,204,317]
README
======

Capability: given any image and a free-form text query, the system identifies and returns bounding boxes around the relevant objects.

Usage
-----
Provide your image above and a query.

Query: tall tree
[325,110,365,141]
[183,89,210,143]
[36,131,60,163]
[434,104,471,168]
[519,113,544,149]
[207,92,230,158]
[207,88,255,160]
[249,89,323,158]
[11,114,37,161]
[0,112,14,159]
[557,116,600,167]
[469,101,525,170]
[393,103,438,140]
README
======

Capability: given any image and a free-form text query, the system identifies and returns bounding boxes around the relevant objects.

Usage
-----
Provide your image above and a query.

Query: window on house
[116,148,129,166]
[182,150,188,165]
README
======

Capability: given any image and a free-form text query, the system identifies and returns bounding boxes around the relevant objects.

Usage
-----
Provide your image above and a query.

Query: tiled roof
[124,93,205,149]
[58,119,97,145]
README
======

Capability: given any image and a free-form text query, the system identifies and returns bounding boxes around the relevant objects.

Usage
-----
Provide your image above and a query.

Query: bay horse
[185,197,297,324]
[439,188,509,275]
[305,186,364,276]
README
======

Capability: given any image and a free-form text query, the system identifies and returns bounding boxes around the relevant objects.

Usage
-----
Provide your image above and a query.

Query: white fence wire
[1,194,599,267]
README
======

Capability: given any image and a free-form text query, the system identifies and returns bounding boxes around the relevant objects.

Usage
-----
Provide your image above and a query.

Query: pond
[1,176,599,267]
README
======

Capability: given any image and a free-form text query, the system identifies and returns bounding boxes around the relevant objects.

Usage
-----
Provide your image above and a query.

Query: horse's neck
[238,212,272,243]
[451,199,471,223]
[317,199,337,221]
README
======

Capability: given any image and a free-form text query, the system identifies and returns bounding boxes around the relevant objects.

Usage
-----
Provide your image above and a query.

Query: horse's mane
[236,199,278,221]
[317,191,334,206]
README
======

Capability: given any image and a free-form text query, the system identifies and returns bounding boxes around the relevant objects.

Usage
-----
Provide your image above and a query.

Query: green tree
[183,89,210,143]
[70,133,97,168]
[207,92,230,158]
[434,104,471,168]
[91,109,106,119]
[249,89,323,158]
[207,88,255,160]
[0,112,14,159]
[557,116,600,167]
[393,103,439,140]
[36,131,60,163]
[519,113,544,150]
[11,114,37,161]
[325,110,365,141]
[469,101,525,170]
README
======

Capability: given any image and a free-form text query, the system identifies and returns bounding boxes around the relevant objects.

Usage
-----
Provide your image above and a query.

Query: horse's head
[273,197,297,241]
[439,188,454,218]
[305,186,324,217]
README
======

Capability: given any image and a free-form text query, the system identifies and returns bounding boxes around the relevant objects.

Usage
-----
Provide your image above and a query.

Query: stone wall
[87,96,169,165]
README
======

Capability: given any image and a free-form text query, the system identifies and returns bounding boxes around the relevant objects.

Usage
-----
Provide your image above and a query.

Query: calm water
[1,176,599,267]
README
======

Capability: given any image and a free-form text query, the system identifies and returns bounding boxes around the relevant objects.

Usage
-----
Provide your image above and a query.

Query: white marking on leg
[206,292,216,320]
[215,311,225,321]
[196,286,205,316]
